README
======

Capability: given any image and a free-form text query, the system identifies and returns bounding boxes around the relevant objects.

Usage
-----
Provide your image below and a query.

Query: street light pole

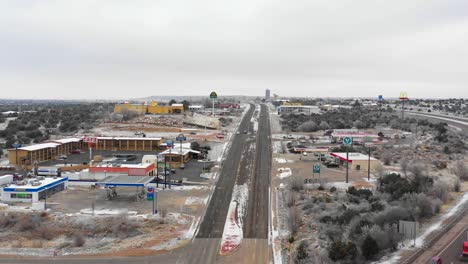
[368,146,371,182]
[346,149,349,183]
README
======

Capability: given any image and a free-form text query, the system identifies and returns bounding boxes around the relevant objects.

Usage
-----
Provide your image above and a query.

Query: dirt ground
[44,186,209,216]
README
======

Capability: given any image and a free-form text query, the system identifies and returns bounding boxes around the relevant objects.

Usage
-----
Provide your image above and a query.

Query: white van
[28,167,61,177]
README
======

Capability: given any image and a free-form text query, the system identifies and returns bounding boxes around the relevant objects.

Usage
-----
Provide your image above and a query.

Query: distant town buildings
[114,101,184,115]
[265,89,271,100]
[277,105,320,114]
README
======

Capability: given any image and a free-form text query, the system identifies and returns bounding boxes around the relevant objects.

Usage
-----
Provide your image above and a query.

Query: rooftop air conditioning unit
[31,181,41,186]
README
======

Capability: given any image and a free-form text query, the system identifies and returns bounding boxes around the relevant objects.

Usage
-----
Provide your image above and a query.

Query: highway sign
[83,137,98,143]
[343,136,353,146]
[313,164,320,173]
[176,134,187,141]
[378,95,383,101]
[209,91,218,99]
[11,143,22,149]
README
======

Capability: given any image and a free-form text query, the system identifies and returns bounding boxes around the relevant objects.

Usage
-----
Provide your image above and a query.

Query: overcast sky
[1,0,467,100]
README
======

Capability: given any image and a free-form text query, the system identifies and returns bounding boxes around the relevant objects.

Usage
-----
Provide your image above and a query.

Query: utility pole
[346,150,349,183]
[368,147,371,182]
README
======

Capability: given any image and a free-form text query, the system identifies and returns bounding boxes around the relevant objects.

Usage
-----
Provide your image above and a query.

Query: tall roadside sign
[399,92,409,119]
[83,137,98,162]
[176,133,187,154]
[210,91,217,117]
[343,136,353,183]
[313,164,321,179]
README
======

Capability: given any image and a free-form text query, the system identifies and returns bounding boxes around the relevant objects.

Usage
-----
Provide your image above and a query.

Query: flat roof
[161,148,201,156]
[96,136,162,141]
[279,105,319,108]
[331,152,377,161]
[17,143,61,151]
[92,163,151,169]
[48,138,82,144]
[96,175,153,187]
[3,177,68,192]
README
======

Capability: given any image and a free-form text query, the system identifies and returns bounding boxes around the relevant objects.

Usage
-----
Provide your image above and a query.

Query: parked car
[326,162,340,168]
[430,256,442,264]
[244,130,248,134]
[236,131,240,135]
[179,163,185,169]
[58,154,67,160]
[71,149,81,154]
[216,133,225,139]
[190,131,197,135]
[13,173,24,181]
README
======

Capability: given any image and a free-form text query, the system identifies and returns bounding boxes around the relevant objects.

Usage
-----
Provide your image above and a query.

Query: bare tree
[382,152,392,166]
[400,159,409,177]
[373,163,386,178]
[452,160,468,181]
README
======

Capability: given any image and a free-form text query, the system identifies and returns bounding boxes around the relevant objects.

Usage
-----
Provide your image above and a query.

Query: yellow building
[114,101,184,115]
[147,101,184,114]
[113,103,147,114]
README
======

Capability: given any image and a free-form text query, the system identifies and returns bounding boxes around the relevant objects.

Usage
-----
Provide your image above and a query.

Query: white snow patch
[184,197,206,205]
[272,141,283,153]
[79,208,137,215]
[275,158,294,164]
[277,168,292,179]
[169,185,209,191]
[219,201,243,254]
[328,182,352,190]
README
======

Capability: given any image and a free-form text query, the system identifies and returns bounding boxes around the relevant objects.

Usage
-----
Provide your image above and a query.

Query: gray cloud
[0,0,467,99]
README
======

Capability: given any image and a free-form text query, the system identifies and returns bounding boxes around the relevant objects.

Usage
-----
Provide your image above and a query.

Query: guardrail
[401,202,468,264]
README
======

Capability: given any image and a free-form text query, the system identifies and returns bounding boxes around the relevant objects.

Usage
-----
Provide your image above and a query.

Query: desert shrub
[111,215,140,238]
[0,213,18,229]
[429,181,450,203]
[286,192,296,207]
[328,240,358,261]
[454,177,461,192]
[370,201,385,212]
[290,177,304,192]
[452,161,468,181]
[72,233,86,247]
[361,235,379,260]
[378,174,417,200]
[295,240,310,263]
[159,208,168,224]
[17,213,41,232]
[34,225,56,240]
[368,224,400,251]
[401,193,437,220]
[290,207,302,235]
[373,207,411,227]
[347,186,373,200]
